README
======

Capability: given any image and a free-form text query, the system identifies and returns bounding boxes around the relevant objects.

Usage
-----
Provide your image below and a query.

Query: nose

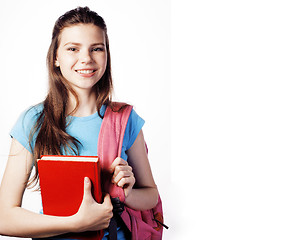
[79,49,93,64]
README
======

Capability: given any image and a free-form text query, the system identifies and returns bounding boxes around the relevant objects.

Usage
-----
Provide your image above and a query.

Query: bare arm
[110,130,159,210]
[0,139,112,238]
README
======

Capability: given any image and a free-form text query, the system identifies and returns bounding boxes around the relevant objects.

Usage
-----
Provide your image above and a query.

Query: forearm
[0,206,75,238]
[124,186,158,211]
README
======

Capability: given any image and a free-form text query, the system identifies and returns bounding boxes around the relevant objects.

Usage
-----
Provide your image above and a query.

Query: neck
[67,90,98,117]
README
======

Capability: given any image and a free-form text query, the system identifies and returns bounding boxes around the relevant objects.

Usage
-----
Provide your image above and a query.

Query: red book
[38,155,103,240]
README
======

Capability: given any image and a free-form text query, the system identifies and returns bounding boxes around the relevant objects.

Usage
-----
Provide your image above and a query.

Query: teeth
[77,70,94,74]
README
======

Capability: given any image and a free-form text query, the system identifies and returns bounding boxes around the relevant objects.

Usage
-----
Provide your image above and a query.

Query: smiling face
[55,24,107,94]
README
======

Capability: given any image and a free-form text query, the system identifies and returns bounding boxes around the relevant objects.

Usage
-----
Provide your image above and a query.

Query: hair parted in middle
[28,6,113,188]
[47,6,113,117]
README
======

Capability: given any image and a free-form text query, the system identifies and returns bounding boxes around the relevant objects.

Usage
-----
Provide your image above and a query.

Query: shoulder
[128,108,145,128]
[105,102,143,127]
[104,102,145,152]
[19,104,44,129]
[105,102,133,115]
[25,103,43,118]
[14,103,43,128]
[10,103,44,153]
[124,106,145,150]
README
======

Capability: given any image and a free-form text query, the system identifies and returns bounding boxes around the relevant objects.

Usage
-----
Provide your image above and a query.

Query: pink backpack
[98,103,167,240]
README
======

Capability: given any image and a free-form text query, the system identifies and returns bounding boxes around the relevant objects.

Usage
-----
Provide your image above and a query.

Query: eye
[92,47,104,52]
[67,47,78,52]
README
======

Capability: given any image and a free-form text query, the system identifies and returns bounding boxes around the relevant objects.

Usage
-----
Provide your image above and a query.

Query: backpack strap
[98,103,132,240]
[98,102,167,240]
[98,102,133,202]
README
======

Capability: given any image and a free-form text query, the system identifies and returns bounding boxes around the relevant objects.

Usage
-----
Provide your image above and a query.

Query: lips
[75,69,96,77]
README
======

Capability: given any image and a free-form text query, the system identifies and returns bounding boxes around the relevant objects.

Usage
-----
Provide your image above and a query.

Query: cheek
[59,56,77,71]
[100,54,108,69]
[57,49,76,66]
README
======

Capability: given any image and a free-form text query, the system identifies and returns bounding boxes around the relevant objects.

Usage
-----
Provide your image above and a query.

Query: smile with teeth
[76,69,96,74]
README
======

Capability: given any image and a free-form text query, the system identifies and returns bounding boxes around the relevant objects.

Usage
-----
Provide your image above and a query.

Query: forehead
[59,24,106,45]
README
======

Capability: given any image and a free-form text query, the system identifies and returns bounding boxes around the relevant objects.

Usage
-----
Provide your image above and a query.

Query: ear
[55,60,60,67]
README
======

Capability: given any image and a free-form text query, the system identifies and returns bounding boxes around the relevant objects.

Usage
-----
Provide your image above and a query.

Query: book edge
[39,155,99,162]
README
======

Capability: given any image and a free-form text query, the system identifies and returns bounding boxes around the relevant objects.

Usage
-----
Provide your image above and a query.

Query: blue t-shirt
[10,103,145,240]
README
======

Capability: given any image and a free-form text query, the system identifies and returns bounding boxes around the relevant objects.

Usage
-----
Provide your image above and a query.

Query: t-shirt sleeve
[10,105,42,154]
[121,108,145,160]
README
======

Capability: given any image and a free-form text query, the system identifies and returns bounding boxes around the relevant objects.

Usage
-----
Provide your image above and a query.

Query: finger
[102,193,112,205]
[117,175,135,188]
[83,177,93,200]
[102,194,113,217]
[110,157,127,172]
[113,169,133,184]
[113,165,132,178]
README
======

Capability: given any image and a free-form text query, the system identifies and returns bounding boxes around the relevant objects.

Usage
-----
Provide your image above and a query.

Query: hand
[110,157,135,198]
[73,177,113,232]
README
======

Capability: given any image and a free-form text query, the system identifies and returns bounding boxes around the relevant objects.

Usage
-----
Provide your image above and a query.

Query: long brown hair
[28,7,113,188]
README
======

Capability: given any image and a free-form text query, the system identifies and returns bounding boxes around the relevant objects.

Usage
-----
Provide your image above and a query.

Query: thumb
[102,193,112,206]
[83,177,93,201]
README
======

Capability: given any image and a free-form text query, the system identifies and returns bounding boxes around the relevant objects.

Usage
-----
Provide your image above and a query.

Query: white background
[171,0,287,239]
[1,0,287,240]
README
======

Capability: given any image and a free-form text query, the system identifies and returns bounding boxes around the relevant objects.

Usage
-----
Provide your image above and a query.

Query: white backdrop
[0,0,172,239]
[171,0,287,239]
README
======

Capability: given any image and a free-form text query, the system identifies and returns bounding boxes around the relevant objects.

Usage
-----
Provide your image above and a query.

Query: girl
[0,6,158,240]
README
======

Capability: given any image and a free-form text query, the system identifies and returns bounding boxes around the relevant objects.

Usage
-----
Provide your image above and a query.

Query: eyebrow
[63,42,105,47]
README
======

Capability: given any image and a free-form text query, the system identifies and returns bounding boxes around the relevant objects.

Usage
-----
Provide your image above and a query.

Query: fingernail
[85,177,89,183]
